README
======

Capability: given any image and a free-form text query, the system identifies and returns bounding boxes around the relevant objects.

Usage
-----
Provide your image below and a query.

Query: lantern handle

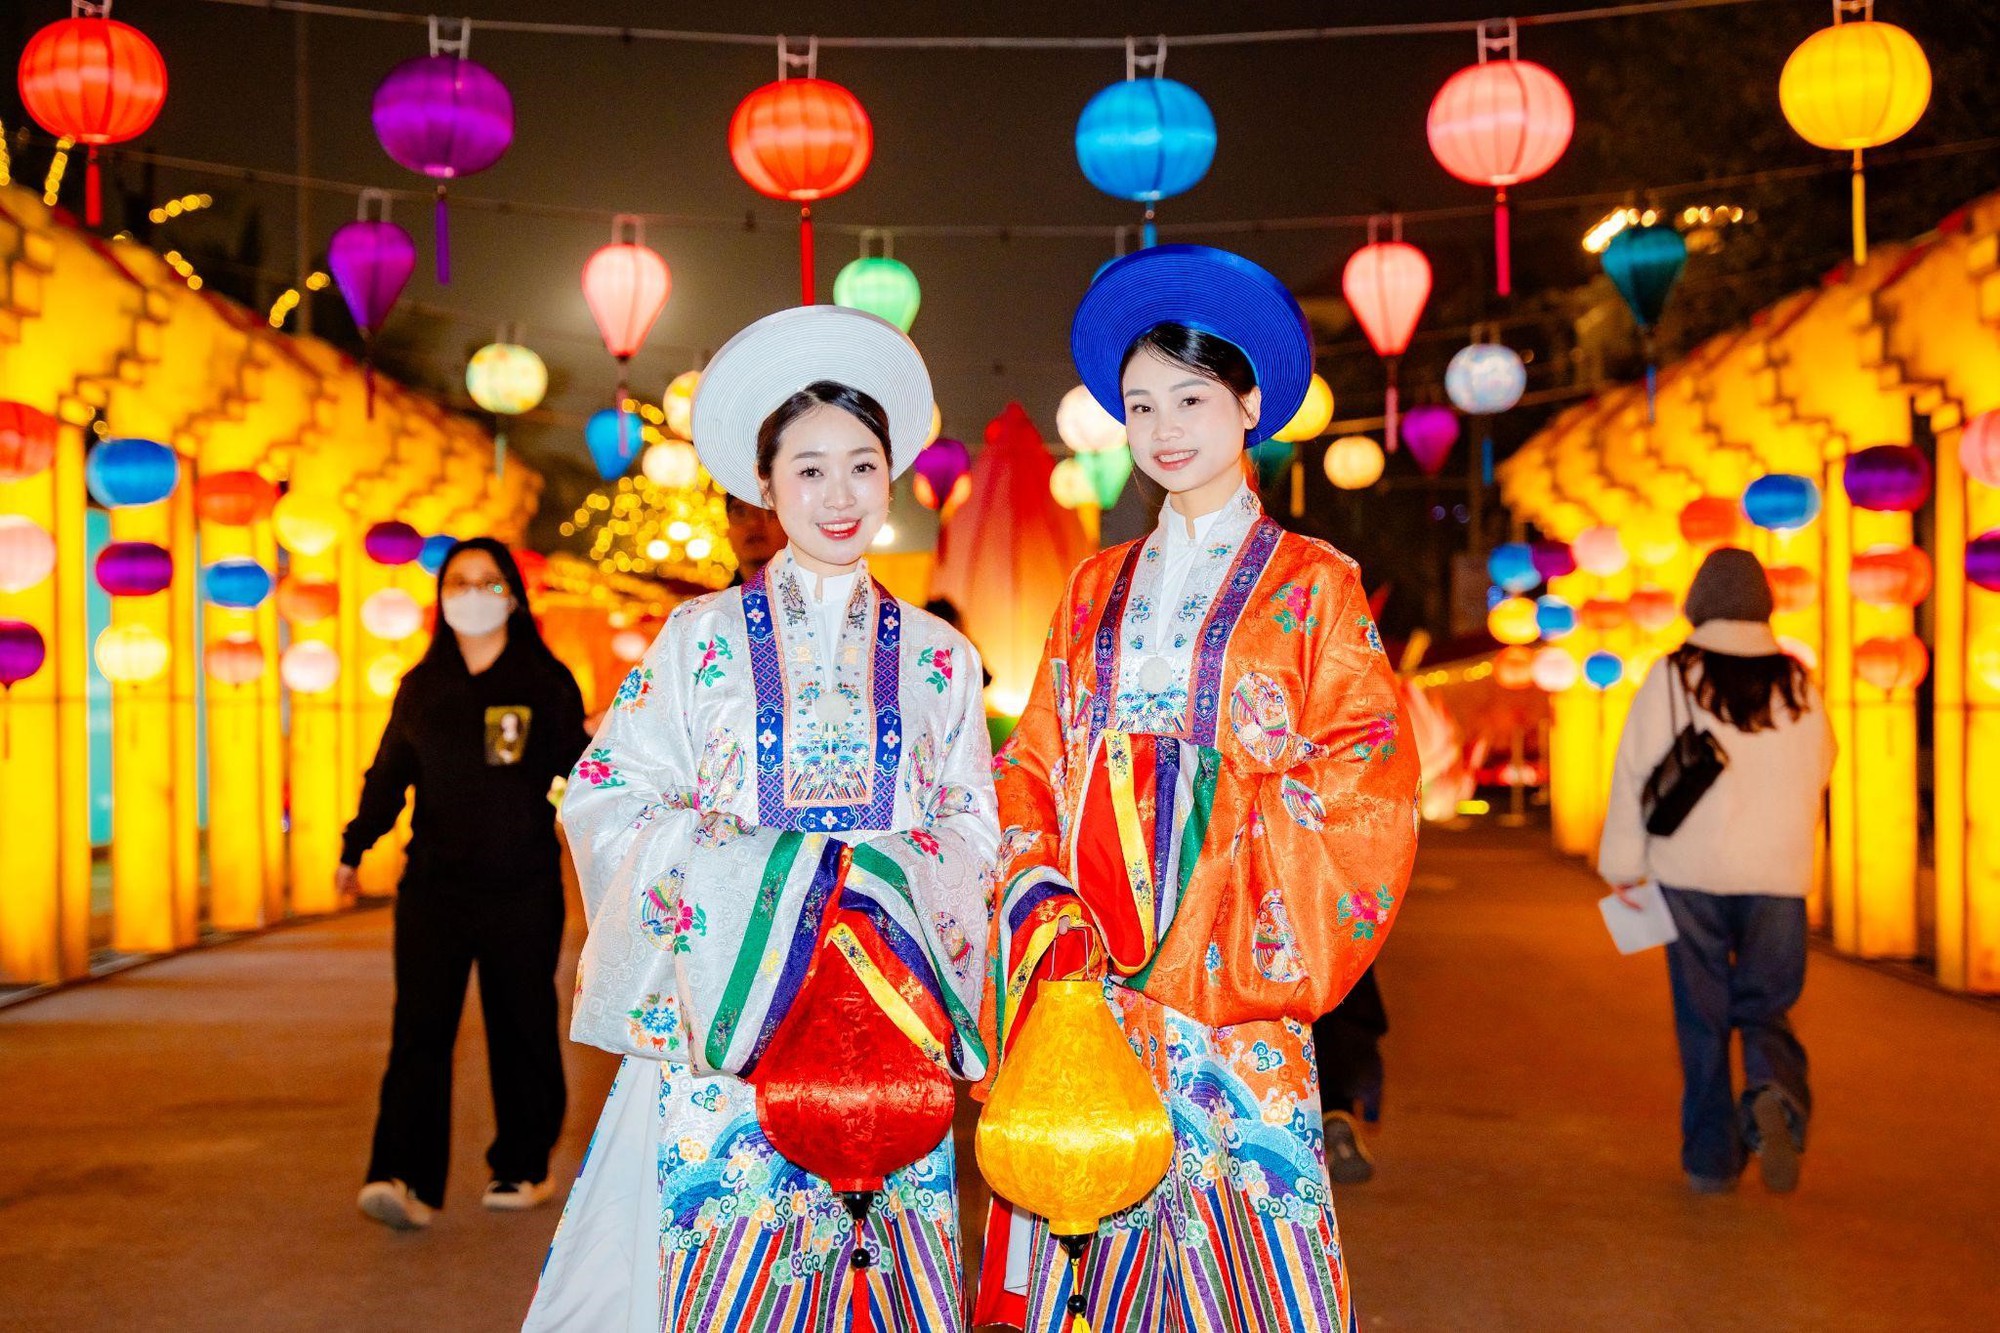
[609,213,645,247]
[1832,0,1873,23]
[858,228,893,260]
[776,34,818,81]
[427,15,472,59]
[1475,17,1518,63]
[1125,35,1168,81]
[71,1,112,18]
[356,188,393,224]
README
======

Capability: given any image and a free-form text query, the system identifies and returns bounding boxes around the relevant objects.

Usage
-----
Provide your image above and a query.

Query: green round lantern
[833,256,921,333]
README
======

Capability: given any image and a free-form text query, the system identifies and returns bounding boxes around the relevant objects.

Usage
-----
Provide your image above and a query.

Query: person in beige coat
[1599,548,1835,1195]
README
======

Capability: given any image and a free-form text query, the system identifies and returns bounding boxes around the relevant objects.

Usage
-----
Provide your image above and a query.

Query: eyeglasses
[443,578,508,597]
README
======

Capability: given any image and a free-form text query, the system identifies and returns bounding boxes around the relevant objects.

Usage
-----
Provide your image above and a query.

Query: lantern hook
[858,228,894,260]
[777,34,818,81]
[1832,0,1873,22]
[427,15,472,59]
[356,188,393,224]
[1475,17,1519,64]
[70,1,112,17]
[1125,35,1169,81]
[609,212,645,247]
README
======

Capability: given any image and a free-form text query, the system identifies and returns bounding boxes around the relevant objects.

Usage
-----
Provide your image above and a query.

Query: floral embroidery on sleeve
[1353,711,1399,763]
[1270,580,1321,634]
[1337,885,1397,941]
[1359,615,1385,656]
[1278,776,1326,830]
[572,747,626,789]
[613,666,655,712]
[692,636,733,688]
[922,646,954,694]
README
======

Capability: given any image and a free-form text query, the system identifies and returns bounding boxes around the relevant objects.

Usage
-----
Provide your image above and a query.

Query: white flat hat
[691,304,934,506]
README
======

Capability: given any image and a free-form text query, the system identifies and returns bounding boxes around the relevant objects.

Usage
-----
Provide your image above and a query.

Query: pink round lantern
[95,541,173,597]
[611,629,649,664]
[1572,525,1628,576]
[281,641,342,694]
[0,516,57,593]
[361,588,425,641]
[1960,411,2000,489]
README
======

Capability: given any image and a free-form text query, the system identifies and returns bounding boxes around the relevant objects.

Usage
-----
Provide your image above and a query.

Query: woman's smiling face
[758,403,891,576]
[1121,345,1262,507]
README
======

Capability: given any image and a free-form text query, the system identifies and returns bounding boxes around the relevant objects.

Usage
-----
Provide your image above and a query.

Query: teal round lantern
[586,408,643,481]
[1743,473,1822,532]
[1583,651,1626,691]
[1076,78,1216,204]
[86,438,179,507]
[1601,224,1688,331]
[833,256,921,333]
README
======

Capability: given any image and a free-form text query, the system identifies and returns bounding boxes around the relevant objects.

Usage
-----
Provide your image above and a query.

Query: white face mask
[441,589,512,637]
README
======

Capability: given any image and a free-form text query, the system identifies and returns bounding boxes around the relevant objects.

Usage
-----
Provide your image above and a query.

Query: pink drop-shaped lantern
[582,214,672,413]
[1342,218,1432,454]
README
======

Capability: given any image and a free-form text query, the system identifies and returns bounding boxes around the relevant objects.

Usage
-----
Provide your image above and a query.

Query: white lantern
[1530,646,1579,692]
[611,629,649,663]
[1572,525,1629,576]
[361,588,425,641]
[1056,385,1125,454]
[643,440,701,489]
[1323,435,1386,491]
[281,641,341,694]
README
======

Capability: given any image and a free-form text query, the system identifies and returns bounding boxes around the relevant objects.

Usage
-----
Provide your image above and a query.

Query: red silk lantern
[276,576,339,625]
[1341,220,1431,453]
[195,471,278,526]
[1425,22,1573,296]
[1627,587,1679,633]
[1855,634,1928,692]
[18,5,168,226]
[1850,545,1932,608]
[582,215,671,410]
[1766,564,1819,614]
[0,402,59,481]
[730,74,874,304]
[1679,496,1741,548]
[1580,597,1630,632]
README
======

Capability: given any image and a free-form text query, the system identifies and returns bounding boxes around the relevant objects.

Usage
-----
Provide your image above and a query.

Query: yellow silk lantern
[466,342,549,416]
[1779,9,1931,264]
[94,624,170,683]
[1323,435,1385,491]
[1488,595,1541,646]
[976,979,1174,1329]
[1049,457,1097,510]
[272,491,346,556]
[1272,374,1335,444]
[925,403,943,448]
[662,370,701,440]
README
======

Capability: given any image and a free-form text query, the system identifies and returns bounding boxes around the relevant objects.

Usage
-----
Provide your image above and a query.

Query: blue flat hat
[1071,244,1314,447]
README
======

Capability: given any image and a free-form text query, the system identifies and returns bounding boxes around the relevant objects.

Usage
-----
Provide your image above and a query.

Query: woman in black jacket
[341,538,589,1231]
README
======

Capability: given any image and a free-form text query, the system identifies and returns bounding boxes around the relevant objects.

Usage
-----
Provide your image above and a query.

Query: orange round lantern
[195,471,279,526]
[0,402,58,481]
[730,77,874,304]
[1494,645,1536,690]
[204,635,264,687]
[1580,598,1630,632]
[276,576,339,626]
[18,9,168,226]
[1854,634,1928,692]
[1627,587,1679,633]
[1766,564,1819,614]
[1679,496,1741,548]
[1850,544,1932,608]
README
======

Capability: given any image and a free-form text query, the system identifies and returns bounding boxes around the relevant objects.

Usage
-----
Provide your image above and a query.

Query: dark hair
[1670,644,1810,733]
[754,379,892,481]
[923,598,964,629]
[1119,322,1258,400]
[422,537,557,669]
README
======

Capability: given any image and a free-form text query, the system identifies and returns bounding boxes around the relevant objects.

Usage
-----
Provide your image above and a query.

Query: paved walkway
[2,825,1996,1331]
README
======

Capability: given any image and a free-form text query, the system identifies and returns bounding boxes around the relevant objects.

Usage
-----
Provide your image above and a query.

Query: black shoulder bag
[1639,658,1728,837]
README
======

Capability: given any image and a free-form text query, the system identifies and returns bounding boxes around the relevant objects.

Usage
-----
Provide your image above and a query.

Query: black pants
[366,877,567,1208]
[1312,966,1388,1120]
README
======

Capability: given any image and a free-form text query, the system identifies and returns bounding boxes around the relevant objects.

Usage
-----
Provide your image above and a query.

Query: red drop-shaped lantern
[582,214,671,410]
[1341,221,1431,454]
[1426,22,1573,296]
[730,73,874,304]
[18,5,168,226]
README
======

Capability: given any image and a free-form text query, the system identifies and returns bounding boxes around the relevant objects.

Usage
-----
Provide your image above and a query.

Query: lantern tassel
[1142,206,1158,250]
[494,427,507,480]
[1851,149,1868,268]
[1642,327,1658,424]
[1289,459,1304,519]
[1494,188,1511,297]
[841,1191,877,1333]
[364,346,376,419]
[1059,1234,1092,1333]
[435,185,451,286]
[800,205,816,306]
[86,147,102,228]
[1384,363,1401,455]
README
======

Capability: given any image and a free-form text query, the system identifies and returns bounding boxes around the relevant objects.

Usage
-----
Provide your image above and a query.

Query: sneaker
[358,1179,433,1231]
[482,1178,555,1211]
[1686,1172,1738,1195]
[1322,1110,1376,1185]
[1750,1090,1801,1194]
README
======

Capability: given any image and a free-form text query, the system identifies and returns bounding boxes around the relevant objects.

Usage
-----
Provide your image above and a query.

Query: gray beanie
[1684,547,1773,626]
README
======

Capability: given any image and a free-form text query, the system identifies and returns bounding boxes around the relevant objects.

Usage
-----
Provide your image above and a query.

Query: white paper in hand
[1598,880,1680,955]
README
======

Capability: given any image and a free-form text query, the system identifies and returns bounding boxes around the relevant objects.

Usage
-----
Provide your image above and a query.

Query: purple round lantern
[1402,406,1460,478]
[912,438,971,512]
[1843,443,1932,513]
[96,541,173,597]
[0,619,46,689]
[371,50,514,285]
[364,520,425,567]
[1531,539,1577,580]
[1969,530,2000,594]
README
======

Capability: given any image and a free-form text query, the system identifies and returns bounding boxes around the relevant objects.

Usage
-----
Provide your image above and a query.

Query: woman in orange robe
[975,246,1421,1333]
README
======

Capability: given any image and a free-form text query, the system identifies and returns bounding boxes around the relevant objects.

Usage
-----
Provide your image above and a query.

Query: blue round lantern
[203,558,274,609]
[1488,542,1540,594]
[1842,444,1931,513]
[1583,650,1626,690]
[418,534,458,575]
[1445,343,1527,415]
[1075,78,1216,205]
[1536,595,1578,641]
[1743,473,1822,532]
[86,438,179,507]
[586,408,643,482]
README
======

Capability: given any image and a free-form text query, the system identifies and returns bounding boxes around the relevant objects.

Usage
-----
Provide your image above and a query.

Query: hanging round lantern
[1494,645,1537,691]
[418,534,457,575]
[833,255,921,333]
[1960,411,2000,489]
[0,516,58,594]
[1967,531,2000,593]
[1842,443,1931,512]
[1851,545,1933,607]
[1425,34,1573,296]
[1854,634,1929,692]
[95,541,171,597]
[328,195,417,414]
[1531,646,1579,692]
[912,437,972,512]
[276,577,339,626]
[1628,587,1679,633]
[1049,457,1097,510]
[1572,525,1628,576]
[94,623,169,684]
[361,588,425,640]
[1680,495,1742,547]
[1078,447,1134,510]
[466,343,548,416]
[1779,12,1930,266]
[1321,435,1383,491]
[86,437,178,507]
[582,215,672,398]
[1583,650,1626,691]
[1530,539,1577,581]
[1488,543,1539,594]
[0,620,49,690]
[1534,595,1577,641]
[281,641,342,695]
[18,7,168,226]
[1272,375,1335,444]
[1743,474,1822,532]
[1445,343,1527,415]
[201,559,274,610]
[662,370,701,441]
[1056,384,1125,454]
[362,520,424,567]
[1580,598,1630,632]
[1487,595,1540,646]
[1248,437,1297,490]
[365,651,412,700]
[730,76,874,303]
[0,402,59,481]
[1402,406,1459,477]
[194,470,278,526]
[586,409,644,482]
[610,629,650,664]
[1971,625,2000,692]
[1766,564,1819,614]
[1075,76,1216,204]
[272,491,345,556]
[203,635,264,687]
[641,440,701,490]
[370,34,515,285]
[1343,228,1432,452]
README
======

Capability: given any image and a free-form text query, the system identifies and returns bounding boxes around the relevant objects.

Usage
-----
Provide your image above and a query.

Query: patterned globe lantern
[1960,411,2000,489]
[1744,474,1821,532]
[1842,443,1931,512]
[195,471,278,525]
[730,76,874,302]
[1402,405,1459,477]
[913,437,972,513]
[1583,650,1626,691]
[1851,545,1932,608]
[642,440,701,490]
[1855,634,1929,691]
[1530,539,1577,581]
[1323,435,1385,490]
[1056,384,1124,454]
[1680,495,1741,547]
[1445,343,1527,415]
[0,620,48,690]
[18,6,168,225]
[1535,595,1577,640]
[371,31,515,284]
[364,520,425,566]
[0,402,59,481]
[1767,564,1819,614]
[95,541,172,597]
[94,623,169,684]
[86,438,177,507]
[202,559,274,610]
[466,343,548,416]
[0,516,58,594]
[203,635,264,687]
[1075,75,1216,245]
[1272,375,1335,445]
[281,641,342,695]
[833,255,921,333]
[1531,646,1579,692]
[1488,543,1539,595]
